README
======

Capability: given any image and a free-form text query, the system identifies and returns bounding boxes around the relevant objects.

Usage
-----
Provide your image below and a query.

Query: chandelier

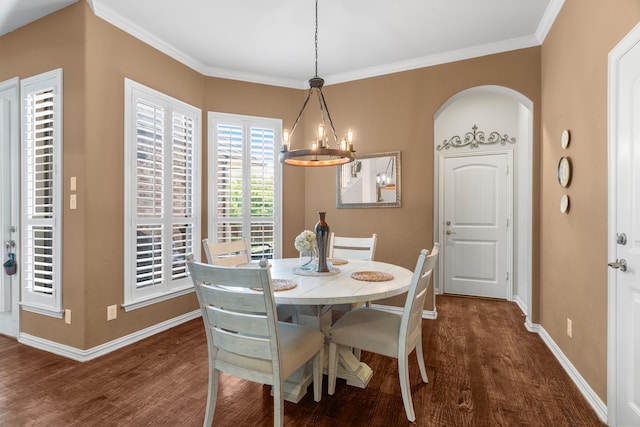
[279,0,356,167]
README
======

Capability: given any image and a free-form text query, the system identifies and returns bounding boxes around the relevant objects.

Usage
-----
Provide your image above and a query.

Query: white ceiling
[2,0,562,89]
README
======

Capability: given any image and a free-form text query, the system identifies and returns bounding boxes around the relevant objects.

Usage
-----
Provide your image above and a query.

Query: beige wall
[3,0,635,406]
[302,51,541,309]
[0,2,540,346]
[0,4,88,348]
[540,0,640,403]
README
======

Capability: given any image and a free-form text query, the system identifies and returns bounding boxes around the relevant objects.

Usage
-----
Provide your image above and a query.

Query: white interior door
[442,153,510,299]
[0,78,19,338]
[609,23,640,427]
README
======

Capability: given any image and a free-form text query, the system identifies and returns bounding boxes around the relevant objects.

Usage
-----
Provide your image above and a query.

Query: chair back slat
[203,238,252,266]
[329,233,377,260]
[199,284,266,313]
[207,306,270,336]
[212,327,273,360]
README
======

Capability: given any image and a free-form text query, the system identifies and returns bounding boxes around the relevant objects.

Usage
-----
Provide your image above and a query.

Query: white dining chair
[202,238,297,322]
[328,232,377,261]
[327,243,439,422]
[329,233,378,313]
[187,256,324,427]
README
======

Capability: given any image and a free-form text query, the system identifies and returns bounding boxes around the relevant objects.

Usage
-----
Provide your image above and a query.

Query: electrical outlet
[567,318,572,338]
[107,305,117,321]
[64,309,71,324]
[107,304,117,321]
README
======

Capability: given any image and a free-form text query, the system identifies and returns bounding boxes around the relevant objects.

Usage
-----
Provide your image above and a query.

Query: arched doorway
[433,85,533,324]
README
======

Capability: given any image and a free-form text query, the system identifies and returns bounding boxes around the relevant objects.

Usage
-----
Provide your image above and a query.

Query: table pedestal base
[280,306,373,402]
[336,346,372,388]
[281,364,314,403]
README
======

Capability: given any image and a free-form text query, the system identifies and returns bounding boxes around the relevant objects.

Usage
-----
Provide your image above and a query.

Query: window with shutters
[123,79,201,310]
[20,69,63,317]
[208,112,281,260]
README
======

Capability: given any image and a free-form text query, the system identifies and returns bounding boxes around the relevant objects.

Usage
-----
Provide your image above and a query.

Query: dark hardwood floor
[0,295,605,426]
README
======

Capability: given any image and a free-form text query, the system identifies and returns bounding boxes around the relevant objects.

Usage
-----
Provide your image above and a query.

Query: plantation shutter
[214,124,245,242]
[124,79,201,309]
[170,111,196,280]
[21,69,63,316]
[209,113,281,260]
[249,127,276,258]
[134,100,164,290]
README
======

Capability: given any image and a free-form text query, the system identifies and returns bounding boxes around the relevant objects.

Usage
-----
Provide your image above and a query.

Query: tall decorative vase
[315,211,330,273]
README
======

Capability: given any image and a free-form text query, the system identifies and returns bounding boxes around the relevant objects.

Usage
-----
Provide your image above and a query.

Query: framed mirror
[336,151,401,208]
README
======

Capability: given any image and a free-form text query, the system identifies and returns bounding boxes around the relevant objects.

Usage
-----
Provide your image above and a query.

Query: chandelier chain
[315,0,319,77]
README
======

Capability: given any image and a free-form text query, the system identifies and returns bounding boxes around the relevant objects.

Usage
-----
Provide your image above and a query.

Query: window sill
[20,302,64,318]
[122,285,195,312]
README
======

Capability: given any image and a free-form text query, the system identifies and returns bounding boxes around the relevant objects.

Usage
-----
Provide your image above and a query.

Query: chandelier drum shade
[279,0,356,167]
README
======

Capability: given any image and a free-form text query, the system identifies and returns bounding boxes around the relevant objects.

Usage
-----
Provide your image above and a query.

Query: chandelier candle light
[279,0,356,167]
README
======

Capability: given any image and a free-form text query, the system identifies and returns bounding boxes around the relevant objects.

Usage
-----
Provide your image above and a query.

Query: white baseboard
[19,309,201,362]
[526,321,607,424]
[513,294,528,316]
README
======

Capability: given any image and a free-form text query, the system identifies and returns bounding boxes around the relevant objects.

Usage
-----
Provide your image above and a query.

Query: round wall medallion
[560,194,570,213]
[558,157,571,187]
[561,129,570,149]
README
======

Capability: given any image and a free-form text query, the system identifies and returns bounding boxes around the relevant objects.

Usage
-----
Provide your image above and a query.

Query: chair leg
[313,346,324,402]
[273,380,284,427]
[398,353,416,422]
[328,342,339,395]
[204,368,219,426]
[415,332,428,383]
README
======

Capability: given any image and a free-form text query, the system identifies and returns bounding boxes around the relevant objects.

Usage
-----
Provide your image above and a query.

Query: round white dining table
[266,257,414,403]
[268,257,414,306]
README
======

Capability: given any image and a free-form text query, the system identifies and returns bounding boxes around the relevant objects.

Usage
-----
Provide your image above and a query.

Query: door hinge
[506,218,509,228]
[506,165,509,175]
[505,272,509,281]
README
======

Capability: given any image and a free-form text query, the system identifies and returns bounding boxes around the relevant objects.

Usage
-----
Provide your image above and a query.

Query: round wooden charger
[351,271,394,282]
[328,258,348,265]
[252,279,297,292]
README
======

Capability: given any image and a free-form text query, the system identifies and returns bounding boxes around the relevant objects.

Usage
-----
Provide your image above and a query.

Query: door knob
[608,259,627,272]
[446,230,456,235]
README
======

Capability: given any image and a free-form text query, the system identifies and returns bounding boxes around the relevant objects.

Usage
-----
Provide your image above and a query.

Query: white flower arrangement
[294,230,317,253]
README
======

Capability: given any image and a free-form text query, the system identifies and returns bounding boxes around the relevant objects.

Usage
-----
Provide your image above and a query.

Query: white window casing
[20,68,63,317]
[123,79,201,311]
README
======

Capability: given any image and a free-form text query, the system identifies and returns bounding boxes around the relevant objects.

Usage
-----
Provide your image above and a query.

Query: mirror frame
[336,151,401,209]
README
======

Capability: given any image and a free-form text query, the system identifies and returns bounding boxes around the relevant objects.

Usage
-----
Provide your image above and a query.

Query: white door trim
[432,85,533,324]
[607,21,640,427]
[0,77,21,338]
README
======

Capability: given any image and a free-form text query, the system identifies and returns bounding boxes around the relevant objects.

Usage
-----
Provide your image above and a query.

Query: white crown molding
[535,0,565,43]
[19,309,201,362]
[88,2,545,89]
[323,35,541,85]
[91,3,207,75]
[201,65,306,89]
[90,1,305,89]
